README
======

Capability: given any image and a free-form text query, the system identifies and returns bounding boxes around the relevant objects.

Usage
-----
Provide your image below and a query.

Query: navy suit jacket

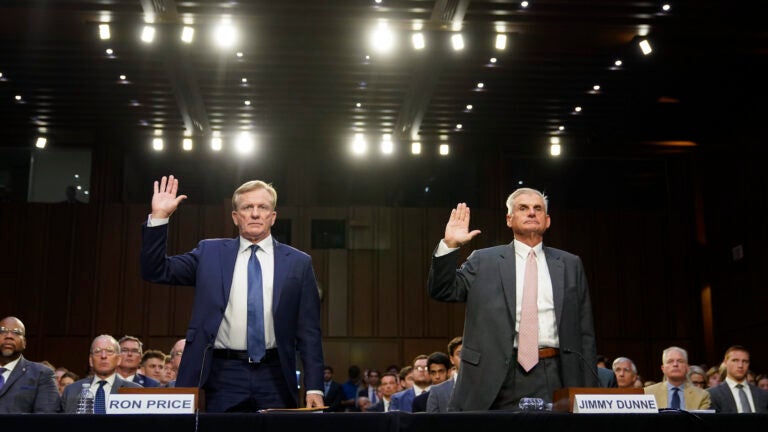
[0,356,60,413]
[323,380,345,412]
[60,376,142,413]
[389,388,416,412]
[140,223,324,406]
[132,373,160,388]
[708,382,768,413]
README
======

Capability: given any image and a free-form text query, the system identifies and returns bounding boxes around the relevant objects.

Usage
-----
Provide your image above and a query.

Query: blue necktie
[247,245,266,362]
[670,387,680,409]
[94,380,107,414]
[0,368,7,390]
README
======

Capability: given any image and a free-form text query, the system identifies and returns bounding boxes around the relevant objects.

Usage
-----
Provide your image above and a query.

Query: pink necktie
[518,249,539,372]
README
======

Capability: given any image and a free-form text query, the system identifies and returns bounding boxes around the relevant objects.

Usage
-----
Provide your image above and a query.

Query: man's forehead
[415,359,427,366]
[514,194,544,205]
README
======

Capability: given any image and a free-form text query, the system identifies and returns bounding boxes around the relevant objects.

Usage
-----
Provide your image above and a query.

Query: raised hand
[443,202,481,248]
[151,175,188,219]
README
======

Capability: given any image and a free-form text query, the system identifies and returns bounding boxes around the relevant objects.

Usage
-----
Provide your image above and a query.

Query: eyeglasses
[414,366,428,371]
[171,351,183,357]
[120,348,142,355]
[91,348,117,356]
[0,327,24,337]
[691,381,706,386]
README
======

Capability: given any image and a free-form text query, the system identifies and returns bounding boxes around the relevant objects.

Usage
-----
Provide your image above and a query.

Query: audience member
[412,351,451,412]
[390,355,429,412]
[368,372,398,412]
[0,316,60,413]
[60,335,142,413]
[117,336,160,387]
[358,369,381,406]
[756,374,768,391]
[140,349,166,383]
[58,371,79,395]
[644,347,710,410]
[688,365,707,389]
[707,345,768,413]
[706,365,723,388]
[398,366,413,391]
[322,366,345,412]
[427,337,462,413]
[342,365,364,411]
[612,357,638,389]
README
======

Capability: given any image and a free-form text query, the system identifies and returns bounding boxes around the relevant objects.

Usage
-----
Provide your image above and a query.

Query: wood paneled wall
[0,195,739,382]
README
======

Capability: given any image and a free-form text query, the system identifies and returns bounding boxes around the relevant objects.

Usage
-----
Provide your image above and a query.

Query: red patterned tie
[518,249,539,372]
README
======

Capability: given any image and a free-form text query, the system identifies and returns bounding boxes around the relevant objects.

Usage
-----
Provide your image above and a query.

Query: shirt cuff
[434,239,460,257]
[147,214,169,227]
[306,390,324,396]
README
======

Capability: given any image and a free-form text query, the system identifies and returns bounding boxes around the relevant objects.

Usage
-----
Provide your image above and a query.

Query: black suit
[411,391,429,412]
[708,381,768,413]
[323,380,345,412]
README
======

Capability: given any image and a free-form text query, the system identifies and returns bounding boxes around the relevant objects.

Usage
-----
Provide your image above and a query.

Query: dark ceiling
[0,1,767,205]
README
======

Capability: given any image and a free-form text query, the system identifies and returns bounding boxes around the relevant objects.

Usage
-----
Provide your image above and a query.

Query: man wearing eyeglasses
[390,355,430,412]
[0,316,60,413]
[165,339,186,388]
[116,335,160,387]
[61,335,142,413]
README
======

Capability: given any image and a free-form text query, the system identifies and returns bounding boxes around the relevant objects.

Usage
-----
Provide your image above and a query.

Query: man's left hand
[305,393,324,409]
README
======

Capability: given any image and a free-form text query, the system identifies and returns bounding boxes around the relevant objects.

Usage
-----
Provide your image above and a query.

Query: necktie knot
[736,384,743,389]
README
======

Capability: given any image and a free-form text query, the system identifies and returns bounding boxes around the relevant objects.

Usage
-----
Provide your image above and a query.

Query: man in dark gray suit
[429,188,598,411]
[708,345,768,413]
[61,335,142,413]
[0,316,60,413]
[427,336,462,413]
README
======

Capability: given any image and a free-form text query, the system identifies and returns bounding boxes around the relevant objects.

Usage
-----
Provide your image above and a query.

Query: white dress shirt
[725,377,756,412]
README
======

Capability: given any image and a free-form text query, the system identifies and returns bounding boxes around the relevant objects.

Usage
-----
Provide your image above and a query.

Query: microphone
[560,347,601,386]
[197,343,213,389]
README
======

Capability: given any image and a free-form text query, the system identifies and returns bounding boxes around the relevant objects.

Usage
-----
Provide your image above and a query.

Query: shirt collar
[92,373,117,387]
[239,235,274,255]
[1,356,21,373]
[513,239,543,259]
[725,376,748,389]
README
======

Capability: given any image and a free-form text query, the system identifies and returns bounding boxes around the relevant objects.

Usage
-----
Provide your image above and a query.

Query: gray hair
[90,334,121,354]
[612,357,638,374]
[505,188,549,215]
[662,346,688,364]
[232,180,277,211]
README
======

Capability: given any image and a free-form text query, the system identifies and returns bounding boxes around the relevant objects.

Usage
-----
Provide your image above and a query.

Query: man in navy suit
[390,355,430,412]
[0,316,60,413]
[708,345,768,413]
[141,176,324,412]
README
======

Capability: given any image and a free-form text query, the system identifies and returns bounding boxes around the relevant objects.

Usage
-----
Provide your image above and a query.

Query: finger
[175,195,188,206]
[153,180,159,194]
[159,176,168,192]
[170,178,179,196]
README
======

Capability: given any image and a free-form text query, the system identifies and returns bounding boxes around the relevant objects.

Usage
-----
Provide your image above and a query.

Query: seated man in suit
[322,366,345,412]
[390,355,430,412]
[0,316,60,413]
[61,335,143,413]
[427,337,462,413]
[708,345,768,413]
[644,346,710,410]
[368,372,399,412]
[139,349,166,384]
[116,335,160,387]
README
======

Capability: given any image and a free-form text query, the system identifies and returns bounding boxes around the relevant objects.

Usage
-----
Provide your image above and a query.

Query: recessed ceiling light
[662,4,671,12]
[466,104,473,111]
[639,39,652,55]
[181,26,194,43]
[241,77,247,83]
[214,19,237,48]
[105,48,114,55]
[35,137,47,149]
[574,106,582,112]
[439,144,449,156]
[412,33,425,50]
[490,57,497,64]
[593,84,601,91]
[99,24,110,40]
[476,82,484,89]
[558,125,565,131]
[119,74,126,80]
[456,124,463,130]
[371,22,395,53]
[15,95,22,101]
[182,138,193,151]
[356,102,362,108]
[495,34,507,50]
[451,33,464,51]
[411,142,421,154]
[236,51,243,58]
[141,26,155,43]
[152,138,164,151]
[550,137,560,145]
[614,59,623,67]
[521,1,529,8]
[550,143,562,156]
[244,100,251,106]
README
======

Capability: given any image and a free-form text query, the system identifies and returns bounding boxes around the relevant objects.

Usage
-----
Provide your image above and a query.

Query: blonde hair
[232,180,277,211]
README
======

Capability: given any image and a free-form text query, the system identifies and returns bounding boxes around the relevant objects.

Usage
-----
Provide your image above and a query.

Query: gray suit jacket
[428,243,598,411]
[0,355,60,413]
[707,382,768,413]
[60,375,143,413]
[427,377,454,413]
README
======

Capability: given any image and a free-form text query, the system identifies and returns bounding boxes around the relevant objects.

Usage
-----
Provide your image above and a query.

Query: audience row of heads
[41,333,186,394]
[601,345,768,391]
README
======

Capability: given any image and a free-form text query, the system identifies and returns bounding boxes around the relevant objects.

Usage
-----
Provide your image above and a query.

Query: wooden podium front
[119,387,205,411]
[553,387,643,412]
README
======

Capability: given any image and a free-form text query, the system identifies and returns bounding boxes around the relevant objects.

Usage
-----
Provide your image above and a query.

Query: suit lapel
[219,237,240,304]
[499,243,517,327]
[544,247,565,326]
[0,356,27,397]
[272,239,288,313]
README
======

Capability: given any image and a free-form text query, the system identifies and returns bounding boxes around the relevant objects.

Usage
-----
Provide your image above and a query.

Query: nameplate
[573,394,658,413]
[107,394,196,414]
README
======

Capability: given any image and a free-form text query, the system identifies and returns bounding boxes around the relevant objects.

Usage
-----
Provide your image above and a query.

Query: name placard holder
[107,394,195,414]
[573,394,658,413]
[113,387,203,414]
